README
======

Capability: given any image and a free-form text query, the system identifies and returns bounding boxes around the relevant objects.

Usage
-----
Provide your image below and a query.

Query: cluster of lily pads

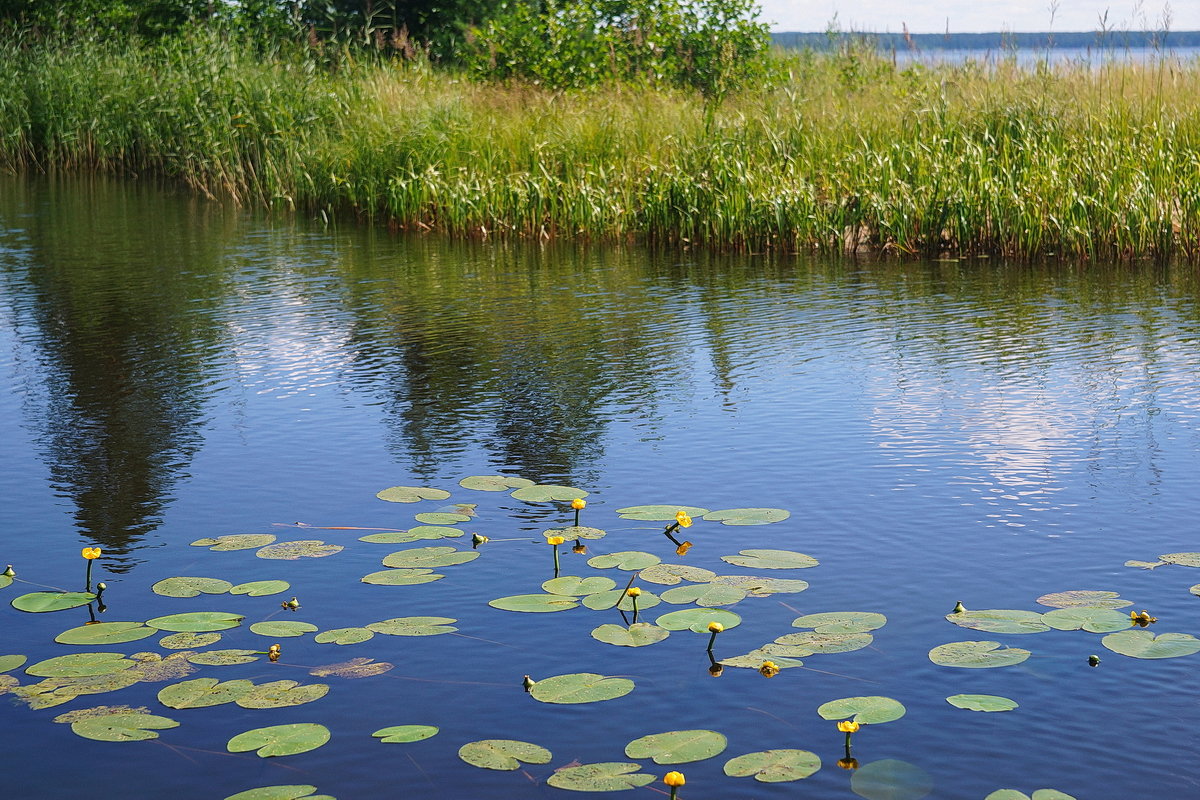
[5,476,1196,799]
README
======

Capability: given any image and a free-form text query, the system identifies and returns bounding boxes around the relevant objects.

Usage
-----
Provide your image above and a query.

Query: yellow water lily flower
[675,510,693,528]
[626,586,642,597]
[547,536,565,546]
[81,547,102,560]
[759,661,780,678]
[663,771,686,787]
[708,621,724,633]
[837,720,860,733]
[571,498,586,510]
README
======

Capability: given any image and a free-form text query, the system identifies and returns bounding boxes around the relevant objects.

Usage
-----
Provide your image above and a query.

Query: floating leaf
[720,650,805,669]
[373,725,438,743]
[361,568,444,586]
[256,540,343,560]
[720,549,817,569]
[227,723,331,757]
[656,608,742,632]
[0,575,10,590]
[376,485,451,503]
[928,641,1031,669]
[127,652,198,682]
[309,658,394,678]
[11,591,96,613]
[1101,630,1200,659]
[71,712,179,742]
[237,680,330,709]
[759,643,814,658]
[660,583,747,607]
[510,484,588,503]
[587,551,661,571]
[367,616,457,636]
[723,750,821,782]
[191,534,276,551]
[146,612,245,632]
[55,622,156,646]
[151,577,232,598]
[1125,560,1166,570]
[544,525,607,541]
[314,627,374,645]
[581,589,662,612]
[414,512,471,524]
[710,575,809,595]
[546,762,656,792]
[625,729,727,764]
[458,475,535,492]
[984,792,1077,800]
[490,594,579,613]
[774,631,873,653]
[529,672,634,704]
[249,621,317,638]
[1036,590,1131,609]
[792,612,887,634]
[359,530,459,544]
[1192,584,1200,597]
[223,786,321,800]
[187,649,261,666]
[459,739,552,770]
[230,580,290,597]
[382,546,478,569]
[0,655,27,673]
[1042,607,1132,633]
[543,576,618,596]
[615,505,710,521]
[850,759,933,800]
[54,705,153,723]
[946,694,1019,712]
[591,623,671,647]
[26,652,135,678]
[158,678,253,709]
[160,632,222,649]
[817,696,906,725]
[1159,552,1200,567]
[945,609,1050,634]
[639,564,717,585]
[703,508,790,526]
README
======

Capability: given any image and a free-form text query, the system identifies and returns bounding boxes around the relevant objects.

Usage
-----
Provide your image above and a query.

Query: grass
[1,30,1198,259]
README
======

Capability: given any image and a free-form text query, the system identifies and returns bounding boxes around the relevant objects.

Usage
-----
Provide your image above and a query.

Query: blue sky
[759,1,1195,33]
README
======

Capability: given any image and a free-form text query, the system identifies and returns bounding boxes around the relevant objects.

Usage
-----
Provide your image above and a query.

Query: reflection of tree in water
[1,177,230,567]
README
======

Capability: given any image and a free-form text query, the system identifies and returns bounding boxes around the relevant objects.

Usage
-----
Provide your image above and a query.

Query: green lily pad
[1125,560,1166,569]
[587,551,661,571]
[0,575,10,590]
[1036,590,1131,609]
[760,643,815,658]
[309,658,395,678]
[146,612,245,632]
[55,622,156,646]
[382,546,478,569]
[546,762,656,792]
[191,534,276,551]
[376,485,452,503]
[945,609,1050,634]
[458,739,552,770]
[361,568,445,586]
[359,529,459,544]
[724,749,821,782]
[26,652,135,678]
[237,680,330,709]
[660,583,747,607]
[639,564,718,585]
[249,621,318,638]
[946,694,1019,712]
[160,632,222,649]
[544,526,607,541]
[704,508,790,526]
[615,505,710,521]
[510,484,589,503]
[1160,552,1200,567]
[851,759,933,800]
[223,787,322,800]
[928,641,1031,668]
[414,512,471,524]
[373,725,438,743]
[314,627,375,645]
[458,475,535,492]
[710,575,809,595]
[367,616,458,636]
[581,589,662,612]
[158,678,254,708]
[489,594,579,613]
[227,723,331,758]
[985,791,1077,800]
[11,591,96,613]
[792,611,887,634]
[187,649,261,666]
[1191,584,1200,597]
[529,672,635,704]
[0,655,28,673]
[256,540,343,560]
[543,576,618,596]
[774,631,873,653]
[1101,629,1200,659]
[151,577,233,598]
[720,650,805,669]
[126,652,198,682]
[1042,607,1132,633]
[656,608,742,632]
[625,729,727,764]
[720,549,817,569]
[591,623,671,647]
[71,712,179,742]
[230,580,290,597]
[53,704,153,723]
[817,696,906,725]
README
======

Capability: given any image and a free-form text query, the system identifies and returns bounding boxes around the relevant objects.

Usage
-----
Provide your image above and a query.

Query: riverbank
[1,32,1195,258]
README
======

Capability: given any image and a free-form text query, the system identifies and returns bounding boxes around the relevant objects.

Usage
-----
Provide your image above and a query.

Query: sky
[758,1,1196,33]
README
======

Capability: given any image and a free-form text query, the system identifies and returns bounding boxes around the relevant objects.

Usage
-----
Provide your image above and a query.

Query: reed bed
[1,31,1198,258]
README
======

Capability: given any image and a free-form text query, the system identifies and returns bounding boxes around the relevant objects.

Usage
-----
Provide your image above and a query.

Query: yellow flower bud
[675,510,693,528]
[81,547,102,560]
[547,536,565,546]
[837,720,860,733]
[571,498,586,510]
[626,586,642,597]
[708,621,724,633]
[759,661,780,678]
[663,772,685,788]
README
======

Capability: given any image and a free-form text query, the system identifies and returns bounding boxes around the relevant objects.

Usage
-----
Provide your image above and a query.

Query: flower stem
[552,544,560,576]
[573,508,580,527]
[844,733,853,753]
[631,595,639,624]
[707,630,718,652]
[85,560,93,593]
[669,788,678,800]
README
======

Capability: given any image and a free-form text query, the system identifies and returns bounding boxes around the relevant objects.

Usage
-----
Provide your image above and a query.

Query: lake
[3,174,1200,799]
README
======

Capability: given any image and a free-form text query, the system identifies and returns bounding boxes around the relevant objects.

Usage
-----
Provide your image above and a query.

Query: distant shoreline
[772,30,1200,51]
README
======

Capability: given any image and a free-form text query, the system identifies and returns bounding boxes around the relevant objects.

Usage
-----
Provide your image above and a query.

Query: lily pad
[127,652,198,682]
[792,611,887,634]
[53,704,153,723]
[591,623,671,647]
[458,475,535,492]
[414,512,471,524]
[55,622,156,646]
[223,787,322,800]
[946,694,1019,712]
[704,508,790,526]
[1036,590,1132,609]
[510,484,588,503]
[237,680,330,709]
[1042,607,1132,633]
[309,658,394,678]
[230,580,290,597]
[361,568,444,586]
[151,577,233,598]
[146,612,245,632]
[1101,629,1200,659]
[928,641,1031,669]
[529,672,635,704]
[227,723,331,757]
[581,589,662,612]
[187,649,261,666]
[723,749,821,782]
[656,608,742,632]
[817,696,906,725]
[256,540,343,560]
[660,583,747,607]
[0,655,28,673]
[376,485,452,503]
[314,627,375,645]
[615,505,710,521]
[26,652,135,678]
[710,575,810,595]
[625,729,727,764]
[367,617,458,636]
[774,631,873,653]
[945,609,1050,634]
[373,725,438,743]
[851,759,933,800]
[543,576,618,596]
[158,678,253,708]
[1125,560,1166,570]
[382,546,478,569]
[587,551,661,571]
[720,549,817,569]
[1160,552,1200,567]
[639,564,718,585]
[191,534,276,551]
[0,575,10,589]
[160,632,222,649]
[985,792,1077,800]
[249,621,317,638]
[720,650,805,669]
[544,526,607,541]
[71,712,179,742]
[11,591,96,613]
[489,594,579,613]
[359,529,459,544]
[458,739,552,770]
[546,763,656,792]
